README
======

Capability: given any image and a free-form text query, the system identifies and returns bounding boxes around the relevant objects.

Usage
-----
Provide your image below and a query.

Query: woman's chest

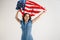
[21,21,32,30]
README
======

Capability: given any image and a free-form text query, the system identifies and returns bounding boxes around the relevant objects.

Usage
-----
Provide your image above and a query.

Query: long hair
[22,13,31,22]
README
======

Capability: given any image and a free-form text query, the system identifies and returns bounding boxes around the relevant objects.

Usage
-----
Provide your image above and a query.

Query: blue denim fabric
[20,20,33,40]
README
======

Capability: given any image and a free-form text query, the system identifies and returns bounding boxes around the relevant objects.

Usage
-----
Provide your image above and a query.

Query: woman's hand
[39,10,46,16]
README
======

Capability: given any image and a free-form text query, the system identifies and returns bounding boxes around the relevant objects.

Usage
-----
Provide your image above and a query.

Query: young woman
[15,10,46,40]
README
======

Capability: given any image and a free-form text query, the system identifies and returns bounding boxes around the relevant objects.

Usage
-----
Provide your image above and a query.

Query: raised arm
[32,10,46,23]
[15,10,21,24]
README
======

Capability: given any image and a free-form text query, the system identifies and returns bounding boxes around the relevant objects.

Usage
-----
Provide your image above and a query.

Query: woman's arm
[32,10,46,23]
[15,10,21,23]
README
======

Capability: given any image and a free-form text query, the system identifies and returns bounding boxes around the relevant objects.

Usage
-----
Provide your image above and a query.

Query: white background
[0,0,60,40]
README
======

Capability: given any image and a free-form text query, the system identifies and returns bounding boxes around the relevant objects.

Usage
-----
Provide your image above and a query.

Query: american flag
[18,0,46,16]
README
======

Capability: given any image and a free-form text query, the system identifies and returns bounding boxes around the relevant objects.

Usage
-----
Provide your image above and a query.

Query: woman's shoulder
[29,20,32,23]
[20,20,23,24]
